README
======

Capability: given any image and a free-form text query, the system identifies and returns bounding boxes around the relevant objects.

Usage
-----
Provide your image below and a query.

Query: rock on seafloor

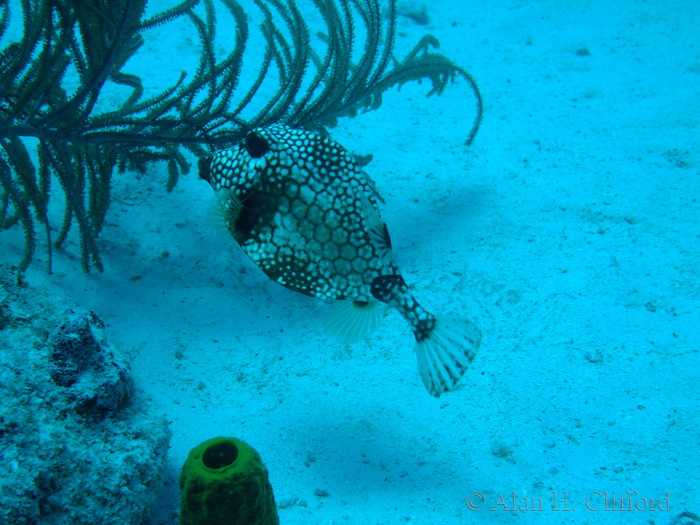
[0,269,171,525]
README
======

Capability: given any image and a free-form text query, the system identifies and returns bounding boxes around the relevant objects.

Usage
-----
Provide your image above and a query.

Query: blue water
[1,0,698,523]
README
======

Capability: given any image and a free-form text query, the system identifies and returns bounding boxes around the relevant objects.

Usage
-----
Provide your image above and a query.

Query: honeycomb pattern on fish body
[207,125,395,302]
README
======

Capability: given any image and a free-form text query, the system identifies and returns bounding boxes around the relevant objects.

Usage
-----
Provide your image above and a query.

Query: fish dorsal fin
[209,188,244,243]
[360,194,393,265]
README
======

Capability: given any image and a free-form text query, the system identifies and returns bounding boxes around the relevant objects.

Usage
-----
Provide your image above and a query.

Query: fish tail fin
[415,317,481,397]
[323,301,382,343]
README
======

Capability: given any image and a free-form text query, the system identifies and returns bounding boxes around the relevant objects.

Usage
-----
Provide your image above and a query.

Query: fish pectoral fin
[323,301,382,344]
[415,317,481,397]
[209,189,244,243]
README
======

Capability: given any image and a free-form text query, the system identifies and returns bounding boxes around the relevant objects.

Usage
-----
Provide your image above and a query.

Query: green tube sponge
[179,437,279,525]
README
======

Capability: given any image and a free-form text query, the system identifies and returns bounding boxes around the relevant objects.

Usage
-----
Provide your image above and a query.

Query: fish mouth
[198,156,212,184]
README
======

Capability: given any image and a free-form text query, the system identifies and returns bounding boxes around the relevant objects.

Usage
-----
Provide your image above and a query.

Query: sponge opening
[203,441,239,469]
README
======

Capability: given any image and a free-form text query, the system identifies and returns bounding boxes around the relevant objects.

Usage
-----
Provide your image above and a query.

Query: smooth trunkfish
[199,125,481,396]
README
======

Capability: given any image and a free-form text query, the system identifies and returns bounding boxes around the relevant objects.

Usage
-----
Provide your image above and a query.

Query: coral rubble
[0,270,171,524]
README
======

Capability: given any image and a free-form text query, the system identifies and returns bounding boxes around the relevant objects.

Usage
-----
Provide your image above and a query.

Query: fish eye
[244,131,270,158]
